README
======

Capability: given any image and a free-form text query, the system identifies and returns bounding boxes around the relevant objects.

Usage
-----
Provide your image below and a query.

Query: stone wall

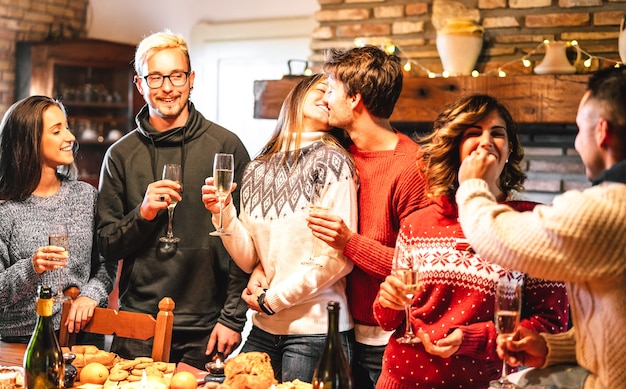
[0,0,89,113]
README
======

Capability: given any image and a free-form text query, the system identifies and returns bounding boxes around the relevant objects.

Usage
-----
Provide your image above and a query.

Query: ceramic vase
[436,18,484,76]
[534,41,578,75]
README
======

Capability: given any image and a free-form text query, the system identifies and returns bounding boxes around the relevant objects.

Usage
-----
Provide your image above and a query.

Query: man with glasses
[96,29,251,368]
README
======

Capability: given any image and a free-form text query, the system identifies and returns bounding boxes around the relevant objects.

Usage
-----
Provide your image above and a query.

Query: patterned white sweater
[215,132,358,335]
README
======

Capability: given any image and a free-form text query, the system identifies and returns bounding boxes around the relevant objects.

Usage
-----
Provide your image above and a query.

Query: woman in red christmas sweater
[373,94,570,389]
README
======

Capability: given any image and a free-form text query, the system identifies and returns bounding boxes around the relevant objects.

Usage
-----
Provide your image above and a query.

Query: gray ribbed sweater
[0,179,114,337]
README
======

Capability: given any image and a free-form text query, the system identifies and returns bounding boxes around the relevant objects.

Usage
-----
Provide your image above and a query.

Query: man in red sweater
[308,46,427,388]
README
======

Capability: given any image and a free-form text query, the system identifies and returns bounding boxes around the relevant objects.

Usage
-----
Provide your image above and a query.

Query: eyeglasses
[141,71,190,89]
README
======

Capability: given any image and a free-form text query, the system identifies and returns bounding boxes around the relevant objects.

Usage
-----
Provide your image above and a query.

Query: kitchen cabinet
[16,39,143,187]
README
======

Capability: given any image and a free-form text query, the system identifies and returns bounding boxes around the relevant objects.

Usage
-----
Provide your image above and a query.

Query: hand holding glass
[392,245,421,344]
[49,223,70,302]
[210,153,234,236]
[489,275,523,389]
[160,164,182,243]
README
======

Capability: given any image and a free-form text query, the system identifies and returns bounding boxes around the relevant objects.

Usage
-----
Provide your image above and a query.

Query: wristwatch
[257,291,275,316]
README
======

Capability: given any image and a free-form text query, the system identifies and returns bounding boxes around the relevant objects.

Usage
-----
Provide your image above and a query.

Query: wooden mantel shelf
[254,74,588,124]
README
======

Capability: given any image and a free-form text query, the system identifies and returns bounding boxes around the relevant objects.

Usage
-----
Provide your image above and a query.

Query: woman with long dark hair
[0,95,115,343]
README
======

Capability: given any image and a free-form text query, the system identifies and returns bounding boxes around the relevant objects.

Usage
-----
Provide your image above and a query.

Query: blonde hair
[134,29,190,75]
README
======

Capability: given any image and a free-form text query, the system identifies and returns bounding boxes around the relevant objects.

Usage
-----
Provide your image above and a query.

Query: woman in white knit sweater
[202,74,358,382]
[456,67,626,389]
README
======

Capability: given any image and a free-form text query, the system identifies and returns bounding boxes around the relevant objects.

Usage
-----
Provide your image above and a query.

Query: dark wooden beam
[254,74,589,124]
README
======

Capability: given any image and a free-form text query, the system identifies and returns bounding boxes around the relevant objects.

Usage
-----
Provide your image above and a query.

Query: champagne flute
[210,153,234,236]
[302,182,329,266]
[159,164,182,243]
[392,244,421,344]
[48,223,70,302]
[489,274,523,389]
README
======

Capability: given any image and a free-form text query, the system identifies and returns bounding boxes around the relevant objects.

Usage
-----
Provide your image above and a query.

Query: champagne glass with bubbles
[302,182,330,266]
[489,273,523,389]
[160,164,182,243]
[210,153,234,236]
[392,244,421,344]
[49,223,70,302]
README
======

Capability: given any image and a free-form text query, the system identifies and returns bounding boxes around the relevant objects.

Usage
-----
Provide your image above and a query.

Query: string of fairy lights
[353,38,625,78]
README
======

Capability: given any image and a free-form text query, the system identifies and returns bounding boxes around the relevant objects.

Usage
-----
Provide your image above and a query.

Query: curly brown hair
[418,94,526,199]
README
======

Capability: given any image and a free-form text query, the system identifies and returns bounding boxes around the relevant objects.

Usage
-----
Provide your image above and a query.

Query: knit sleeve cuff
[456,325,489,357]
[263,289,280,313]
[540,330,577,367]
[456,178,494,207]
[372,299,404,331]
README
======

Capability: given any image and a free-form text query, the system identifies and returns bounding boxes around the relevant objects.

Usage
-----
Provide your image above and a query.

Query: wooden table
[0,341,26,366]
[0,342,210,387]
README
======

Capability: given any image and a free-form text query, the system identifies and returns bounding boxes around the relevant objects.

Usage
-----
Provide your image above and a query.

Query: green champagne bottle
[23,285,64,389]
[311,301,354,388]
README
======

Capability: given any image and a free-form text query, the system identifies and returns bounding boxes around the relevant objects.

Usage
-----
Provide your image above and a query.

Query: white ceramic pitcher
[534,41,580,75]
[436,18,484,76]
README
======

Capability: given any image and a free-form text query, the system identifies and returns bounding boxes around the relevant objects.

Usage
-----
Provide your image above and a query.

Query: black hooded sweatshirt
[96,102,251,333]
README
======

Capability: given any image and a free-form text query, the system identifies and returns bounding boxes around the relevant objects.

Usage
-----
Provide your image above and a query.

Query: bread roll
[85,350,115,366]
[71,345,87,354]
[223,352,277,389]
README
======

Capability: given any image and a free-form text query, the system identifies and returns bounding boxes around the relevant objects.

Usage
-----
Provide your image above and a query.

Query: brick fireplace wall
[520,125,592,203]
[310,0,626,75]
[0,0,89,112]
[309,0,626,203]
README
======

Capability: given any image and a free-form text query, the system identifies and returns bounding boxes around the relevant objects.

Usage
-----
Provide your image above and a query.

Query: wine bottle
[23,285,64,389]
[311,301,354,388]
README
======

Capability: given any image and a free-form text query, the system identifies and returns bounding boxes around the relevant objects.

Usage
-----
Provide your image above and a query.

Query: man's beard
[155,99,186,119]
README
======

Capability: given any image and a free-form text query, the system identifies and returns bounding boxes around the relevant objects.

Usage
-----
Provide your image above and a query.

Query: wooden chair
[59,287,175,362]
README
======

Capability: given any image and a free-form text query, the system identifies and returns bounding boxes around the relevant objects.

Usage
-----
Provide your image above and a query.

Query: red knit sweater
[373,196,570,389]
[344,132,426,327]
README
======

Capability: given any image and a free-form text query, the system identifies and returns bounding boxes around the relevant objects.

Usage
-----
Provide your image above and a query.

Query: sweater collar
[436,190,528,218]
[28,179,70,205]
[591,159,626,186]
[281,131,325,152]
[134,102,206,180]
[349,131,414,156]
[135,101,205,145]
